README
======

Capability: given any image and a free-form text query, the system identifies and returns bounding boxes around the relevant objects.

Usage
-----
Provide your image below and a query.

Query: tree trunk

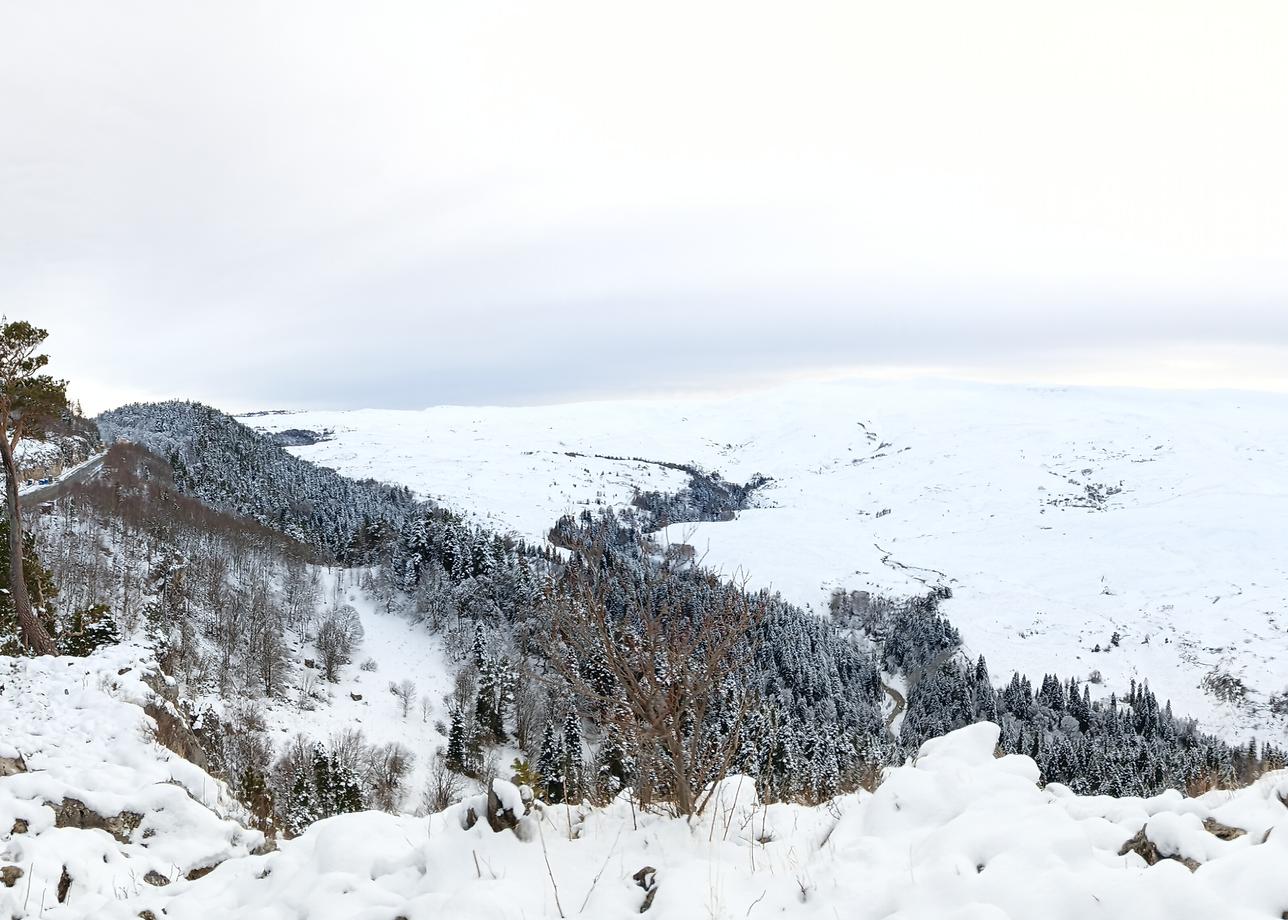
[0,436,56,655]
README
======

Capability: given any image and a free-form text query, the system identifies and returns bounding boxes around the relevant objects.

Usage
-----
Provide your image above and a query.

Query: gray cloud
[4,1,1287,412]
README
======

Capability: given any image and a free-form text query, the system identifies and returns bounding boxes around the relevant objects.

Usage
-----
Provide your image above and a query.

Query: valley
[245,379,1288,744]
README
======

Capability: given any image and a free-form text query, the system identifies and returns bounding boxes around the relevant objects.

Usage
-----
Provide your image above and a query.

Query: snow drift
[6,649,1288,919]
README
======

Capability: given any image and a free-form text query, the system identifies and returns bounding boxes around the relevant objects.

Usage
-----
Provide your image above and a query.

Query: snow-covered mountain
[245,379,1288,744]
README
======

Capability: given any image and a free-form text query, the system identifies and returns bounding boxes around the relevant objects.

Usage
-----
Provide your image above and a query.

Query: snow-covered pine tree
[562,713,584,803]
[537,719,565,803]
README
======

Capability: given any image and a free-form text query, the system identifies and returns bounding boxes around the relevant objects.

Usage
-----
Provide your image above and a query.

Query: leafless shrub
[391,678,418,718]
[367,742,416,812]
[329,727,369,776]
[543,558,765,816]
[421,751,463,814]
[452,665,477,709]
[315,604,362,681]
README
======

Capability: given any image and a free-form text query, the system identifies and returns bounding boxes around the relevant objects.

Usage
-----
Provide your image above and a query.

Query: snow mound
[137,723,1288,920]
[0,646,263,918]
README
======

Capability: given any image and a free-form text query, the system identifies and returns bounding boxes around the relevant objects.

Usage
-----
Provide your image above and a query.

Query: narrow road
[882,680,906,733]
[18,454,105,508]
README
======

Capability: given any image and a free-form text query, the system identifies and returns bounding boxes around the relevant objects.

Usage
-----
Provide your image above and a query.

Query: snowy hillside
[245,380,1288,744]
[9,654,1288,920]
[0,645,263,918]
[230,568,456,810]
[151,723,1288,920]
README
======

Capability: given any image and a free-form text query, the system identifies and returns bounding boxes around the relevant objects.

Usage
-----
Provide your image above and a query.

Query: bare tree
[391,678,417,718]
[543,558,764,816]
[367,741,415,811]
[315,604,362,681]
[420,750,464,813]
[0,319,68,654]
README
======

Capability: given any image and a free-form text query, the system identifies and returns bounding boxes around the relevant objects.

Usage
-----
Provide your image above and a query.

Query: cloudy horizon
[4,1,1287,414]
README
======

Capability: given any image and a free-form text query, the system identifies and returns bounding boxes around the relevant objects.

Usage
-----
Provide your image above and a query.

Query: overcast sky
[3,1,1287,413]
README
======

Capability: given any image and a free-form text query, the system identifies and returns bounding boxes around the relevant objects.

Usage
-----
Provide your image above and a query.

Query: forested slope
[98,401,416,559]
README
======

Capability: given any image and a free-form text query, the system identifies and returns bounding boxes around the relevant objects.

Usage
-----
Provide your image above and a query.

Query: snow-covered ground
[8,648,1288,920]
[245,379,1288,744]
[0,645,262,918]
[240,568,456,808]
[151,724,1288,920]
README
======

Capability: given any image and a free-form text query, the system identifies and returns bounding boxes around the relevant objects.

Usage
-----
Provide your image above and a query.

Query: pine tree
[61,603,119,657]
[285,774,318,837]
[446,707,468,774]
[562,713,584,803]
[537,720,565,803]
[596,723,633,798]
[476,659,499,743]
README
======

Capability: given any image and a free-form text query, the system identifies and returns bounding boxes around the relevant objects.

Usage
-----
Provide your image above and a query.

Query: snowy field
[7,649,1288,920]
[246,379,1288,745]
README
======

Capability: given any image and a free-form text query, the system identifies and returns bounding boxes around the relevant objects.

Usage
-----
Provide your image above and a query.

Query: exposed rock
[185,864,217,881]
[1118,827,1200,871]
[53,797,143,844]
[0,753,27,777]
[633,866,658,913]
[304,658,315,669]
[10,818,29,835]
[57,865,72,903]
[143,699,210,771]
[485,780,523,833]
[1,865,23,888]
[350,692,363,701]
[1203,817,1246,841]
[465,781,531,833]
[138,911,159,920]
[144,870,170,887]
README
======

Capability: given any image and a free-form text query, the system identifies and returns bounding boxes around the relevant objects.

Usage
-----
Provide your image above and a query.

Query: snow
[244,379,1288,744]
[0,645,262,918]
[9,649,1288,919]
[491,777,524,815]
[201,567,456,810]
[30,714,1283,920]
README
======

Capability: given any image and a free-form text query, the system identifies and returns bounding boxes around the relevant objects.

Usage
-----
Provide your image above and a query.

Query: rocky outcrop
[0,753,27,777]
[463,780,532,834]
[1203,817,1246,841]
[53,797,143,844]
[143,699,210,771]
[1118,827,1201,871]
[1116,817,1251,872]
[140,669,211,771]
[1,865,23,888]
[485,782,522,833]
